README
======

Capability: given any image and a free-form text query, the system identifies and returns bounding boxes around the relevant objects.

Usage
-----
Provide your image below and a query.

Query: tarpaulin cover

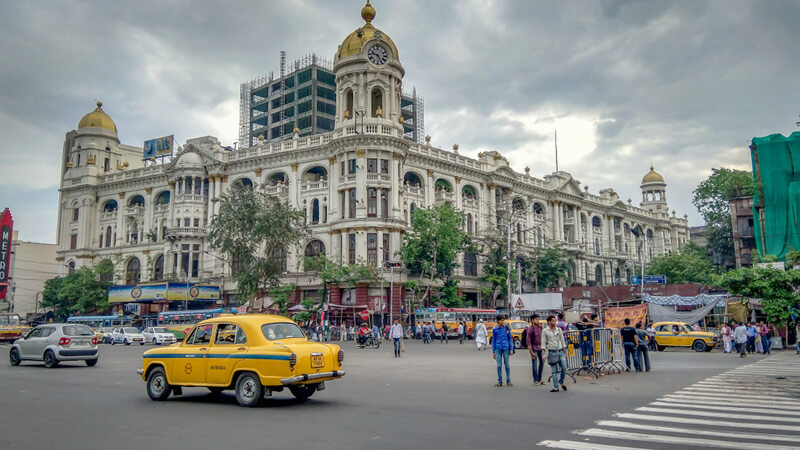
[726,300,749,323]
[647,302,719,326]
[642,293,727,306]
[751,132,800,260]
[603,304,648,329]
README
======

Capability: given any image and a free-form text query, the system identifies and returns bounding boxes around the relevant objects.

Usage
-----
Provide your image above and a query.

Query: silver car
[9,324,99,368]
[142,327,176,345]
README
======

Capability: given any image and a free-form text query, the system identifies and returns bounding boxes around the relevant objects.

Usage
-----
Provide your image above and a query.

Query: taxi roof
[198,314,296,326]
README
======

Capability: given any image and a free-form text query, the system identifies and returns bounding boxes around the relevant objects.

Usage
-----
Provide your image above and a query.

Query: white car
[10,324,99,367]
[142,327,176,345]
[111,327,145,345]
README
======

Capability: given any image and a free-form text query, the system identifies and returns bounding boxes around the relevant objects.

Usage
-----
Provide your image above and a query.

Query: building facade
[56,2,690,312]
[729,195,755,268]
[239,53,423,148]
[5,231,58,317]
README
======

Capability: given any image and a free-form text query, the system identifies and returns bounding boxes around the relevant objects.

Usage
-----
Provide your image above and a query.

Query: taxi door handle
[237,347,246,351]
[199,348,207,351]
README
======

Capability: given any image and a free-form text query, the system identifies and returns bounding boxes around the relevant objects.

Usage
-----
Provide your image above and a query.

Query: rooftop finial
[96,100,103,109]
[361,0,375,23]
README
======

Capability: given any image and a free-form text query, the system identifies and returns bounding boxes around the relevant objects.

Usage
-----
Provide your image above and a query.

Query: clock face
[367,45,388,65]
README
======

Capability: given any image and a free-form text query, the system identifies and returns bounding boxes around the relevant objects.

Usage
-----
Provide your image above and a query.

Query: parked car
[138,314,345,407]
[96,327,115,344]
[142,327,177,345]
[9,323,99,367]
[652,321,718,352]
[111,327,146,345]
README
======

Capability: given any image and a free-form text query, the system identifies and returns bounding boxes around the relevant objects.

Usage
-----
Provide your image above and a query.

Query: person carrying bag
[543,315,568,392]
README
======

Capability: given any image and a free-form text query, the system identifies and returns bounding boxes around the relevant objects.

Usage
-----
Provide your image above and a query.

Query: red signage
[360,310,370,320]
[0,209,13,293]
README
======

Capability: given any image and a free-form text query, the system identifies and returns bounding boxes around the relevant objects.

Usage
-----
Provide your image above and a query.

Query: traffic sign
[360,310,370,320]
[630,275,667,285]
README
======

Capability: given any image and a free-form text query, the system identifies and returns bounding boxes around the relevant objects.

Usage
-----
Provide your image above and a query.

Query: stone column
[426,169,435,207]
[454,177,462,210]
[487,184,496,227]
[115,192,125,246]
[143,188,153,243]
[328,156,338,219]
[391,154,400,216]
[289,164,299,208]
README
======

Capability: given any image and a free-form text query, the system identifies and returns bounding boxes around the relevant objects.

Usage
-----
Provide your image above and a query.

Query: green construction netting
[751,131,800,260]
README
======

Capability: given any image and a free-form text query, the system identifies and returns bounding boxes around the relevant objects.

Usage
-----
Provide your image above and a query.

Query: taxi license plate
[311,354,324,368]
[134,338,142,341]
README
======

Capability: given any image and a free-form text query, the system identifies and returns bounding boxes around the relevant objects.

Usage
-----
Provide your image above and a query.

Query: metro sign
[0,208,13,290]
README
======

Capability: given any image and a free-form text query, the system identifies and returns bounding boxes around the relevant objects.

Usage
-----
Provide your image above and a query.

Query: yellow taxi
[652,321,718,352]
[487,319,529,349]
[137,314,345,407]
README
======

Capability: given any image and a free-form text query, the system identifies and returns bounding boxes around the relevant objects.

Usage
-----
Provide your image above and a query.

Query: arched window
[126,257,141,284]
[512,197,525,211]
[153,254,164,280]
[129,195,145,208]
[269,247,287,273]
[155,191,170,206]
[304,240,326,272]
[311,199,320,224]
[97,259,113,283]
[464,253,478,277]
[371,87,384,117]
[103,200,118,212]
[592,216,601,228]
[68,261,76,274]
[303,166,328,182]
[231,178,253,190]
[403,172,423,188]
[105,226,112,248]
[466,213,473,235]
[462,185,477,199]
[367,188,377,217]
[594,265,603,285]
[345,89,354,119]
[646,229,654,240]
[533,203,544,215]
[267,172,287,186]
[434,178,452,192]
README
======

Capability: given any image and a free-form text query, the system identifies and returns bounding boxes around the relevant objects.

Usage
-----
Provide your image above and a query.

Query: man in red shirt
[526,314,544,386]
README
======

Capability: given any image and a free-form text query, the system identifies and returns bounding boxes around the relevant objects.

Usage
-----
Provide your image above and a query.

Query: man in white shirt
[389,319,404,357]
[733,321,748,358]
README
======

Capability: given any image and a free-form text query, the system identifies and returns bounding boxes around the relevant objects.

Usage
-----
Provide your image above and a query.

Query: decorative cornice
[291,164,298,172]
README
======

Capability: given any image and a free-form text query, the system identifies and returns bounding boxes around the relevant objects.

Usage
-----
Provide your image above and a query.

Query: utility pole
[506,221,512,310]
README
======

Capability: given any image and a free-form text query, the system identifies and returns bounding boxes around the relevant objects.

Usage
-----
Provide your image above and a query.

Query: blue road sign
[630,275,667,285]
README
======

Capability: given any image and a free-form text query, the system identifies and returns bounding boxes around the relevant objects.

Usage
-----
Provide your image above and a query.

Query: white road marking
[649,400,800,415]
[537,440,648,450]
[665,393,798,406]
[577,428,799,450]
[613,412,800,432]
[635,406,800,422]
[596,420,800,443]
[678,387,798,400]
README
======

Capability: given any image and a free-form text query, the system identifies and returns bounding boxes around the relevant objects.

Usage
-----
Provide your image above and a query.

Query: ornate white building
[56,2,689,311]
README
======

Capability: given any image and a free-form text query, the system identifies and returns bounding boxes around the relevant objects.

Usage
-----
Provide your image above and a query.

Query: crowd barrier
[551,328,626,379]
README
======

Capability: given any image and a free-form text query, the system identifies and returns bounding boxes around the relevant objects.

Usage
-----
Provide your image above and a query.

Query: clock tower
[333,1,405,134]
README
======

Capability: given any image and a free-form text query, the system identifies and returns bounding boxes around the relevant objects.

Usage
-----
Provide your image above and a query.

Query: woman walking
[543,315,568,392]
[721,322,733,353]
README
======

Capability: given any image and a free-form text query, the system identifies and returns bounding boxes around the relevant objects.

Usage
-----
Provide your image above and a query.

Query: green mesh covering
[751,132,800,260]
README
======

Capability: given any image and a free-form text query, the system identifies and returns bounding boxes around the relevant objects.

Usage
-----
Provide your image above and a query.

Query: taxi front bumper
[280,370,345,385]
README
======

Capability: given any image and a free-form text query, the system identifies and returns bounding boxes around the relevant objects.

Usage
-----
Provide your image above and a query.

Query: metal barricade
[591,328,624,374]
[561,330,582,382]
[610,329,627,372]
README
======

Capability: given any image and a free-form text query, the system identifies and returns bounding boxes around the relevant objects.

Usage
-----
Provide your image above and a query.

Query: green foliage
[646,242,717,284]
[786,248,800,267]
[404,281,423,313]
[400,204,470,302]
[692,168,754,267]
[40,262,114,321]
[268,284,294,316]
[295,256,379,322]
[437,279,463,308]
[716,266,800,323]
[207,183,308,302]
[522,245,571,291]
[477,228,510,306]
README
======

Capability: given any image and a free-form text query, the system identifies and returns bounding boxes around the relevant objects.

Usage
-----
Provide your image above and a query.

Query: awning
[642,293,727,306]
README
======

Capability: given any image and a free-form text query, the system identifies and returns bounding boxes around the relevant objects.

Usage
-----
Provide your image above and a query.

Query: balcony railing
[265,185,289,196]
[435,190,455,202]
[167,227,206,237]
[301,180,328,192]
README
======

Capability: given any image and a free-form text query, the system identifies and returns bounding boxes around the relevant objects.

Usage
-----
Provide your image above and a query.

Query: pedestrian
[462,321,469,342]
[796,321,800,354]
[556,313,569,332]
[384,323,390,340]
[415,322,422,340]
[372,323,380,343]
[620,318,641,372]
[758,321,771,355]
[440,322,448,344]
[635,322,651,372]
[492,315,514,387]
[526,314,544,386]
[721,322,733,353]
[457,322,465,344]
[475,319,488,350]
[423,322,431,344]
[746,322,757,354]
[646,323,658,351]
[389,319,404,357]
[543,315,568,392]
[734,321,748,358]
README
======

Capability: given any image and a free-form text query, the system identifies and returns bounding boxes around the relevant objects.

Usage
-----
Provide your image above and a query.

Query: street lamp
[631,225,646,298]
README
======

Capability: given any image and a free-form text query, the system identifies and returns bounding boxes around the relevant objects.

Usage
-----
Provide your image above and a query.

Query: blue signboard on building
[630,275,667,285]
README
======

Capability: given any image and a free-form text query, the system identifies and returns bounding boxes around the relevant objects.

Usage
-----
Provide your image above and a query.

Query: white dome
[175,151,204,168]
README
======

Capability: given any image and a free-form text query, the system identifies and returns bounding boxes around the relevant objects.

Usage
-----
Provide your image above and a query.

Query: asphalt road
[0,339,782,450]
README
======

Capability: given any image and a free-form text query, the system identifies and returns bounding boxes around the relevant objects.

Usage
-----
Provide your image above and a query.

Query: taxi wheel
[657,345,665,352]
[124,339,130,346]
[139,342,145,346]
[43,350,58,368]
[513,338,522,349]
[289,383,318,402]
[235,372,262,407]
[85,359,98,367]
[692,340,707,352]
[146,367,171,401]
[9,348,21,366]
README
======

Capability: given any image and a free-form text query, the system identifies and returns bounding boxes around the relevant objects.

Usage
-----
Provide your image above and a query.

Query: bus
[66,315,132,329]
[414,307,498,337]
[0,312,24,342]
[156,308,236,339]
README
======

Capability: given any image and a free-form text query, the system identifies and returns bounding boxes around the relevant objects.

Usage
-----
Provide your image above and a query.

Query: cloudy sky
[1,0,798,243]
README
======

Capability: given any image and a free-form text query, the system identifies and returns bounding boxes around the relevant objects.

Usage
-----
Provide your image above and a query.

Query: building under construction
[239,52,424,148]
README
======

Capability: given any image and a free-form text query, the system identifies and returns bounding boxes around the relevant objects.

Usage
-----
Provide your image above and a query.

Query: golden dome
[642,165,665,184]
[78,101,117,133]
[338,1,399,59]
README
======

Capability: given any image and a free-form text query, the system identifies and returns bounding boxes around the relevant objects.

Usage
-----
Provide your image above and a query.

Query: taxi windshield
[261,323,306,341]
[510,322,527,330]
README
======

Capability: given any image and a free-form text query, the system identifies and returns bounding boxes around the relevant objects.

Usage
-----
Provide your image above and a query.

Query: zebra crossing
[538,354,800,449]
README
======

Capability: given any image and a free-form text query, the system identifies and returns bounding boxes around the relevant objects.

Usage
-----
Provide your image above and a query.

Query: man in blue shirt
[492,315,515,387]
[746,322,758,354]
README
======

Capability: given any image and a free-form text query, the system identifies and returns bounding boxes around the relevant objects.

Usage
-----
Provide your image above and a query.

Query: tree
[692,168,754,268]
[400,204,470,306]
[207,183,307,303]
[715,266,800,324]
[522,245,570,291]
[267,284,294,316]
[646,242,717,284]
[40,262,114,320]
[295,256,378,322]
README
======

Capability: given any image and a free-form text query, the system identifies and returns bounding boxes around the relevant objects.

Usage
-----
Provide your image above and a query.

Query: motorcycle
[356,333,381,349]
